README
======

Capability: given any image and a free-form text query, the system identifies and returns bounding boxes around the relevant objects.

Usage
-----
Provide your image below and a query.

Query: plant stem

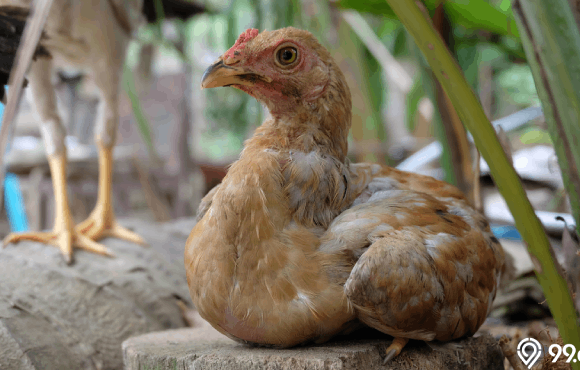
[384,0,580,359]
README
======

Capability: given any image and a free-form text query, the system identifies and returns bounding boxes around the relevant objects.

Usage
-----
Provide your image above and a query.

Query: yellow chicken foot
[75,144,145,245]
[2,154,113,263]
[384,337,409,364]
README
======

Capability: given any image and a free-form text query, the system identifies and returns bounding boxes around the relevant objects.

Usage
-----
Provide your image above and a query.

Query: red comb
[224,28,259,59]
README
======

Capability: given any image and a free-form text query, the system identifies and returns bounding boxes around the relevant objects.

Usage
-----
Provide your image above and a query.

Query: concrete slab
[123,313,504,370]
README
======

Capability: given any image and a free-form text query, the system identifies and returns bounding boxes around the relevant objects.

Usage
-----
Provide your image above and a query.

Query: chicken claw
[384,337,409,364]
[76,211,145,245]
[3,228,114,264]
[2,153,115,263]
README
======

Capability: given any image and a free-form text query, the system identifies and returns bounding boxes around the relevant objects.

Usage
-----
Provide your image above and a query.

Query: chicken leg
[75,23,144,247]
[4,21,143,261]
[3,153,113,262]
[75,143,144,244]
[2,58,117,262]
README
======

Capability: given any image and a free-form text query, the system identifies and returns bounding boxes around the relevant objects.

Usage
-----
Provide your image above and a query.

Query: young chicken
[185,27,506,362]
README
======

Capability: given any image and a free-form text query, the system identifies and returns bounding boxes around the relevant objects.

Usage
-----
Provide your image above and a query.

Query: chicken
[185,27,506,361]
[1,0,203,263]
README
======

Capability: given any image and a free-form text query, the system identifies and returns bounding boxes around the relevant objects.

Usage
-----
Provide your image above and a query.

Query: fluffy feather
[186,27,505,354]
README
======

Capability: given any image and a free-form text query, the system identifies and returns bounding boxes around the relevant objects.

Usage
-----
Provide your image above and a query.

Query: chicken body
[186,27,505,356]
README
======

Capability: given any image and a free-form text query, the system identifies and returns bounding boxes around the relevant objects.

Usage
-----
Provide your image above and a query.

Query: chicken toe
[384,337,409,364]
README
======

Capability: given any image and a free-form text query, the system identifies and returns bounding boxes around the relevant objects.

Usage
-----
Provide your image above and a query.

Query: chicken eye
[276,47,298,65]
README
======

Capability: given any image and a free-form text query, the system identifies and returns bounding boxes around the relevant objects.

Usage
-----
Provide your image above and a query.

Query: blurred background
[2,0,562,261]
[0,1,574,364]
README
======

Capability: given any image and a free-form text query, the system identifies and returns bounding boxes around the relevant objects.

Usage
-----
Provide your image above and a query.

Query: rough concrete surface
[0,218,196,370]
[123,312,505,370]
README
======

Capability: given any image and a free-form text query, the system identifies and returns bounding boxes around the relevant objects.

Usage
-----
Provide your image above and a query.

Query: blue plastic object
[491,224,522,241]
[4,172,28,231]
[0,99,29,232]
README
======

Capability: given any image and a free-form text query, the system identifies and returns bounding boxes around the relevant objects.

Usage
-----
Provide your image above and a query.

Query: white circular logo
[517,338,542,369]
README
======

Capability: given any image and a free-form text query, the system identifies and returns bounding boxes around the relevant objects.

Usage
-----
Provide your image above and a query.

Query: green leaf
[513,0,580,236]
[455,42,479,89]
[442,0,519,38]
[497,64,540,106]
[405,75,425,132]
[336,0,396,17]
[519,128,553,145]
[337,0,519,37]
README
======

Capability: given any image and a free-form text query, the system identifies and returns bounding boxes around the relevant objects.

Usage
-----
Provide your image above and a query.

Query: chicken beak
[201,60,271,89]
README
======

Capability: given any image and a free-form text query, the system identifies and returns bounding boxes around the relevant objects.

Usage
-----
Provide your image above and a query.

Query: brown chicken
[185,27,506,362]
